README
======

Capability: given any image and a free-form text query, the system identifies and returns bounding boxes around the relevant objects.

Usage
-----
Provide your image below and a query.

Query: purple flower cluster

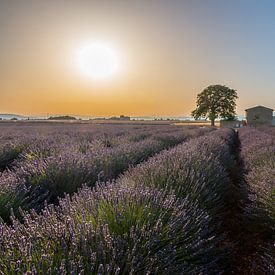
[0,127,236,273]
[0,124,208,222]
[239,127,275,273]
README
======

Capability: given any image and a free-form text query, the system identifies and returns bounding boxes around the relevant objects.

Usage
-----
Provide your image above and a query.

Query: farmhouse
[245,105,274,126]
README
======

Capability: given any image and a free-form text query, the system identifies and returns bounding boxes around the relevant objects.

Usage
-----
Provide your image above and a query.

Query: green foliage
[0,188,27,223]
[0,144,25,171]
[192,85,238,126]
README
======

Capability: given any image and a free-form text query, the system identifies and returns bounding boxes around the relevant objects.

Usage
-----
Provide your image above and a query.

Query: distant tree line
[48,116,77,120]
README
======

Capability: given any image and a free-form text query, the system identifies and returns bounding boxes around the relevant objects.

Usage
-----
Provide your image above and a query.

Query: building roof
[245,105,273,112]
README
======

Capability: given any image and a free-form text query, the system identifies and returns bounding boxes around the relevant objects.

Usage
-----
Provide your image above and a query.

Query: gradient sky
[0,0,275,117]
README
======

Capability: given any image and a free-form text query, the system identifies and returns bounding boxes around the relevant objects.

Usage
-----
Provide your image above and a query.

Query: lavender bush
[120,128,236,216]
[239,127,275,273]
[0,142,28,172]
[0,179,220,274]
[0,173,28,222]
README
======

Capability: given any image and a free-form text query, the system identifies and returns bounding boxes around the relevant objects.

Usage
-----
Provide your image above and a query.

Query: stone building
[245,105,273,126]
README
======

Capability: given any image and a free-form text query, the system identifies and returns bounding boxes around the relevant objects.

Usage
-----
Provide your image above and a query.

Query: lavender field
[0,123,274,274]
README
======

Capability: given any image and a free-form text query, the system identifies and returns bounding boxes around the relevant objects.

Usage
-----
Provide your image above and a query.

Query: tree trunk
[211,119,215,126]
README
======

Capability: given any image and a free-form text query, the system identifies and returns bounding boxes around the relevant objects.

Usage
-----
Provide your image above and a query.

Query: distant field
[0,124,273,273]
[0,118,216,126]
[0,119,179,125]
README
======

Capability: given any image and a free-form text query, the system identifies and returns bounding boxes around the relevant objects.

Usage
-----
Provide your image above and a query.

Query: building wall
[272,116,275,126]
[246,107,272,126]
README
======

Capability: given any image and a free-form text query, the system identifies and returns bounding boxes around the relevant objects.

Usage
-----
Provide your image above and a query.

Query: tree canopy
[191,85,238,126]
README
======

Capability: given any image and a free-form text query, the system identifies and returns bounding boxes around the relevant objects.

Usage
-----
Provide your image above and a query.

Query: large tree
[191,85,238,126]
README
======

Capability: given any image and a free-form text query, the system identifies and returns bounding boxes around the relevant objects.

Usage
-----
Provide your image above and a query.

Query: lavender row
[0,126,209,222]
[120,128,235,214]
[0,184,215,274]
[119,128,237,271]
[238,128,275,273]
[0,124,192,172]
[0,128,236,274]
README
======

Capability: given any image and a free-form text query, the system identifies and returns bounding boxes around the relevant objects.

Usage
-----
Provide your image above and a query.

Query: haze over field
[0,0,275,116]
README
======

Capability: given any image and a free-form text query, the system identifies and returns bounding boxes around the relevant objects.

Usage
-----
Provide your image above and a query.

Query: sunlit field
[0,122,273,274]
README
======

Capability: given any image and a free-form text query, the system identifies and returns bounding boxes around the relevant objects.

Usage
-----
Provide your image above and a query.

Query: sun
[76,41,120,80]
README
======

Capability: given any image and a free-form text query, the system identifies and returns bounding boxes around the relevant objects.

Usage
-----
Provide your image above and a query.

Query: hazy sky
[0,0,275,116]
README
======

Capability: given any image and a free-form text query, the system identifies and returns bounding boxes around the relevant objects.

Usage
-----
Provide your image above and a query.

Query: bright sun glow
[76,41,120,80]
